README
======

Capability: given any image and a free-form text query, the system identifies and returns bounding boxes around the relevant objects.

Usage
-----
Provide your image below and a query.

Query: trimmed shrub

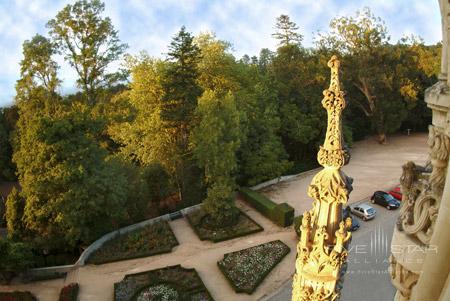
[239,187,294,227]
[217,240,290,294]
[59,283,79,301]
[293,215,303,237]
[0,291,36,301]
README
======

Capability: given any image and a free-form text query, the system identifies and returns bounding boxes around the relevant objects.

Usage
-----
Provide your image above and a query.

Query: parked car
[389,186,402,200]
[371,191,401,210]
[351,203,376,221]
[343,206,360,231]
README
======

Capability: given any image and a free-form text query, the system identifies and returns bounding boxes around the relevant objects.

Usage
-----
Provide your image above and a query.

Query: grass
[217,240,290,294]
[114,265,214,301]
[86,220,178,265]
[186,208,263,243]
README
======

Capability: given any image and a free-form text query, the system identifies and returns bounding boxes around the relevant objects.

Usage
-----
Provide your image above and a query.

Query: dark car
[343,206,360,231]
[371,191,401,210]
[389,186,402,201]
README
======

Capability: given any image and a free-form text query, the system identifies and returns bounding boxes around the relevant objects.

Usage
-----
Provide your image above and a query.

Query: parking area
[266,197,400,301]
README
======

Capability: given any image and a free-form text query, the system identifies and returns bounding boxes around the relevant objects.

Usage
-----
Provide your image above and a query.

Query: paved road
[266,198,399,301]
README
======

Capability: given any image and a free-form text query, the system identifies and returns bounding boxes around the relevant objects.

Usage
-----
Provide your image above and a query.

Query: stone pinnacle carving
[292,55,352,301]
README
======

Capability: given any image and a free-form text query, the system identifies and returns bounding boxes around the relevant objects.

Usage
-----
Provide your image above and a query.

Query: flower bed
[186,208,263,243]
[86,220,178,265]
[0,291,36,301]
[217,240,290,294]
[114,265,213,301]
[59,283,79,301]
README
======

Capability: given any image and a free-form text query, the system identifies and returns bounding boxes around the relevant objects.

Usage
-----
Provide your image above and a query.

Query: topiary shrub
[239,187,294,227]
[293,215,303,237]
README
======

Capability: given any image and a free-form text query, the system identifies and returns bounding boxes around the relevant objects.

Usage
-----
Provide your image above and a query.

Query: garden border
[85,220,179,265]
[113,264,214,301]
[217,239,290,294]
[185,208,264,243]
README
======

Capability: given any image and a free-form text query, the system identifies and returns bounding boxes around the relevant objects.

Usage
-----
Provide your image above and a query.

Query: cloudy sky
[0,0,441,107]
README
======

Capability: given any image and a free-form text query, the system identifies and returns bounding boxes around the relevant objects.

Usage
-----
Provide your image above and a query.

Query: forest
[0,0,440,279]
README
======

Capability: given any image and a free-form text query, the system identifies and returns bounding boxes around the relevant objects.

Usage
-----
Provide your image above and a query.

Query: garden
[86,221,178,265]
[217,240,290,294]
[186,207,263,242]
[114,265,213,301]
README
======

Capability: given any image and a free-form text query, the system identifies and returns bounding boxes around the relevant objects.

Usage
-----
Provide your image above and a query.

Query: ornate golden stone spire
[292,55,352,301]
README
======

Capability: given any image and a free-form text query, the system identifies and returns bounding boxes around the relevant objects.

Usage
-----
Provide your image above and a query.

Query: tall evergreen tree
[192,90,241,225]
[272,14,303,46]
[161,26,204,204]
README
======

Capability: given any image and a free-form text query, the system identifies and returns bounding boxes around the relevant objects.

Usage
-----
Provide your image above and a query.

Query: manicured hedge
[86,220,178,265]
[186,208,263,243]
[239,187,294,227]
[217,240,290,294]
[59,283,79,301]
[0,291,36,301]
[114,265,213,301]
[293,215,303,237]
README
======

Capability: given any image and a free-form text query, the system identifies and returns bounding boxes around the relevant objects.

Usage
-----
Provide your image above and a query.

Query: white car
[351,203,376,221]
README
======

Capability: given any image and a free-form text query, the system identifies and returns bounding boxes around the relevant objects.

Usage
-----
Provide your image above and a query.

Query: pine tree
[272,15,303,46]
[161,26,204,204]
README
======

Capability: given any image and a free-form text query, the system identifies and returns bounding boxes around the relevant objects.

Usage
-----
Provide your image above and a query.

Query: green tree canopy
[47,0,127,104]
[13,108,127,250]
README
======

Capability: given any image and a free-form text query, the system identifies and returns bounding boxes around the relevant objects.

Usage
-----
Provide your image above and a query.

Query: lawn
[217,240,290,294]
[186,208,263,243]
[114,265,213,301]
[86,220,178,265]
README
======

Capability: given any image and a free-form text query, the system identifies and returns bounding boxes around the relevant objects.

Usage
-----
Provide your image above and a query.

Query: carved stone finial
[318,56,347,169]
[292,56,351,301]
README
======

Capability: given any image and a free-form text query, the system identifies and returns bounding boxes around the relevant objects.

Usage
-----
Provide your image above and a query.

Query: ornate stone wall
[389,2,450,300]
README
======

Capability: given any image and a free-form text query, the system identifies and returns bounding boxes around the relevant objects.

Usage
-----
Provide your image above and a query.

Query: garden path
[0,133,429,301]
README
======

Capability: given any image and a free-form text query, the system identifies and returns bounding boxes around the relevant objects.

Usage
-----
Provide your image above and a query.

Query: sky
[0,0,442,107]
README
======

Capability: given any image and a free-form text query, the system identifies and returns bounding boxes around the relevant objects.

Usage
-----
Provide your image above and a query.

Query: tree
[237,81,292,185]
[272,14,303,46]
[161,26,203,204]
[16,34,60,102]
[195,32,240,93]
[316,8,419,143]
[47,0,127,104]
[192,90,241,226]
[13,108,127,250]
[162,26,202,123]
[270,44,328,165]
[0,238,33,284]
